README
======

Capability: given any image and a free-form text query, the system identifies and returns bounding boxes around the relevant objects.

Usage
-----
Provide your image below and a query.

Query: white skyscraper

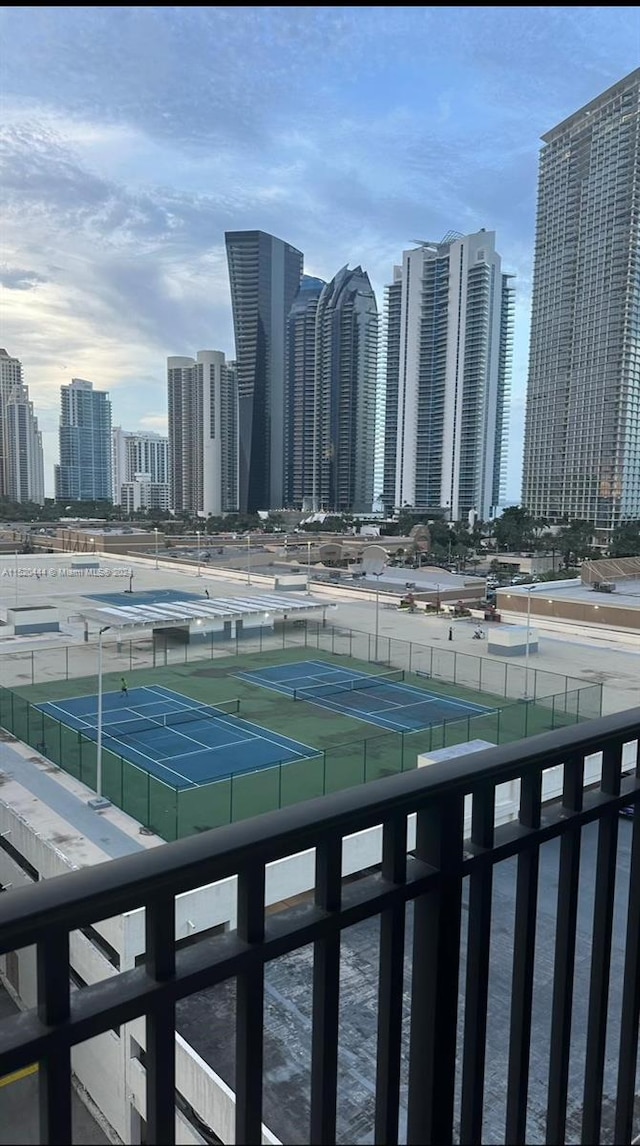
[0,350,45,504]
[387,231,514,522]
[167,351,238,516]
[6,383,45,505]
[0,348,25,498]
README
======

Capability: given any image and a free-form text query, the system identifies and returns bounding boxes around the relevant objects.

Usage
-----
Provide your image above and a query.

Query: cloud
[1,6,637,501]
[0,266,48,291]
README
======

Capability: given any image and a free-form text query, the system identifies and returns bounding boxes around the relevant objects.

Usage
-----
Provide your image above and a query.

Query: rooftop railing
[0,708,639,1144]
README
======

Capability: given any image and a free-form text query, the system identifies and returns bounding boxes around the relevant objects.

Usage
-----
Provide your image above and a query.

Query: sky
[1,7,639,500]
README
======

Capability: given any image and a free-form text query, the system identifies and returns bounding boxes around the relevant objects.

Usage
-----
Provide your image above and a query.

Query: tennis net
[293,669,404,703]
[100,699,240,739]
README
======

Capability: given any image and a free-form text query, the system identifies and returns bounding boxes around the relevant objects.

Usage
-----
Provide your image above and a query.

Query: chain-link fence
[5,619,585,705]
[0,674,602,842]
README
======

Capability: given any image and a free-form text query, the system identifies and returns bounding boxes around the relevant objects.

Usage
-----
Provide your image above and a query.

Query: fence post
[31,651,35,685]
[349,630,353,658]
[430,645,434,677]
[504,661,507,698]
[479,655,483,694]
[332,627,335,654]
[453,651,457,685]
[66,646,69,680]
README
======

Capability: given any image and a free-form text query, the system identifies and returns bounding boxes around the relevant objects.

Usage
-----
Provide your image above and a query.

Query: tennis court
[36,684,319,789]
[237,659,496,732]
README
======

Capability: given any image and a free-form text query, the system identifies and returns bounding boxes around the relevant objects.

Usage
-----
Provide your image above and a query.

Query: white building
[120,475,171,514]
[387,231,514,522]
[168,351,238,518]
[0,351,45,504]
[112,428,169,508]
[6,383,45,505]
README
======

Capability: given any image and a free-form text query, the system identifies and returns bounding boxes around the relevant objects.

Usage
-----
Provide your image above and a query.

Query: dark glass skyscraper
[314,266,378,513]
[284,275,325,508]
[225,231,303,512]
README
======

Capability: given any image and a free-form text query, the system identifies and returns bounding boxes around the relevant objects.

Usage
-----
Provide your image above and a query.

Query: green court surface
[3,642,599,842]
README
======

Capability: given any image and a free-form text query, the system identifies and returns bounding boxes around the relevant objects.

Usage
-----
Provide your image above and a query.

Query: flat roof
[500,578,640,610]
[79,593,328,629]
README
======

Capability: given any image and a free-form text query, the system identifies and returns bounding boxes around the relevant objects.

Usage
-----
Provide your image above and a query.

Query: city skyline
[1,7,637,498]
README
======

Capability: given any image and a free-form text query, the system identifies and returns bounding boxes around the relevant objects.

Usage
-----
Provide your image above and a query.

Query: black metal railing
[0,708,639,1145]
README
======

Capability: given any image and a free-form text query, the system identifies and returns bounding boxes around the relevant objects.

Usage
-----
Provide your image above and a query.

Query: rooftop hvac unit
[596,581,616,593]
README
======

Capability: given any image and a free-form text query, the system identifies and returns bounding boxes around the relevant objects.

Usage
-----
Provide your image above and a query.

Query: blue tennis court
[237,659,496,732]
[36,685,319,789]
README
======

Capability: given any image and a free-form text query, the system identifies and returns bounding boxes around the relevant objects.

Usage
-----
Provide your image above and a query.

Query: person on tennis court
[120,677,128,699]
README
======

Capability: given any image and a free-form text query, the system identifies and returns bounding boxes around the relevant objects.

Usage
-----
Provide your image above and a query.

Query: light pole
[524,585,536,701]
[247,532,252,587]
[196,530,202,577]
[371,570,384,661]
[154,527,159,570]
[306,539,312,595]
[14,549,18,606]
[96,625,111,802]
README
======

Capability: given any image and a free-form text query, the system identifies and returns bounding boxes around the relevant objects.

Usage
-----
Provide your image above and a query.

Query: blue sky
[1,6,638,498]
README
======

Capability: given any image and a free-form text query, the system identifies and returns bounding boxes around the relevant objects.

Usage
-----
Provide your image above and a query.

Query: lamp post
[14,549,18,606]
[154,527,159,570]
[524,585,536,701]
[96,625,111,802]
[196,530,202,578]
[371,570,384,661]
[247,533,252,587]
[306,539,312,595]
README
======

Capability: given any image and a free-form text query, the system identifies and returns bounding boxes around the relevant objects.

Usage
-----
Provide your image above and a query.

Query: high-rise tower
[225,231,303,512]
[522,69,640,531]
[284,275,325,508]
[167,351,237,517]
[55,379,112,502]
[389,231,513,521]
[314,266,379,513]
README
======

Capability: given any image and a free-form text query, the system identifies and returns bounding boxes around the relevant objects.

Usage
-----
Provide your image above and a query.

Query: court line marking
[299,693,411,732]
[92,731,196,788]
[0,1064,38,1088]
[303,662,492,714]
[159,738,243,762]
[234,671,296,696]
[104,685,320,762]
[39,699,195,788]
[205,709,320,754]
[211,713,317,755]
[48,684,319,768]
[39,698,96,731]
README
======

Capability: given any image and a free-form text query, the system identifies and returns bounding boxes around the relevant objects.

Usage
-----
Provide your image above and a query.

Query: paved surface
[0,986,111,1144]
[0,741,145,859]
[1,550,639,715]
[177,818,639,1146]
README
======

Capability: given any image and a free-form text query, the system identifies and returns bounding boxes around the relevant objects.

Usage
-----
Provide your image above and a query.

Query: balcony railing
[0,709,639,1145]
